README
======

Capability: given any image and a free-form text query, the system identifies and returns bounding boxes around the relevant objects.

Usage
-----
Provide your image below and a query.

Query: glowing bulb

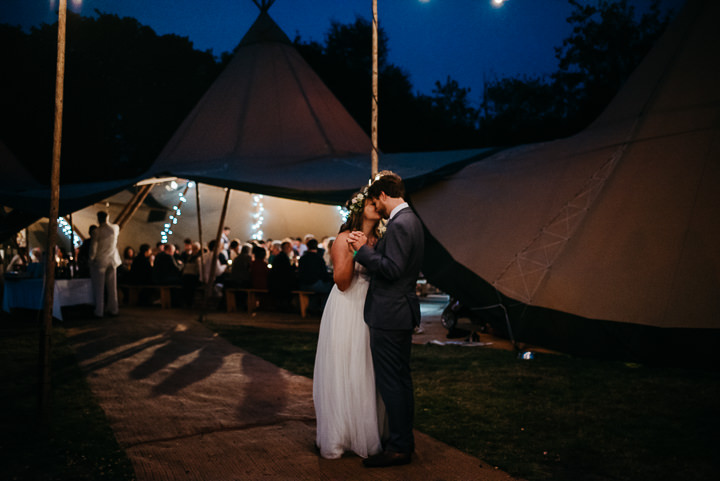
[491,0,507,7]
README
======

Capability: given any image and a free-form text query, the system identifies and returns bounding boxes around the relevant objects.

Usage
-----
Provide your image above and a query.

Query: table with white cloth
[2,277,95,320]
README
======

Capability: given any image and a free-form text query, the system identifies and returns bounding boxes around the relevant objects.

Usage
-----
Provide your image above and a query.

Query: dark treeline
[0,1,672,185]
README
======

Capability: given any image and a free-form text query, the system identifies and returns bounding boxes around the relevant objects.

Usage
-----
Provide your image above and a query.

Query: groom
[349,171,424,468]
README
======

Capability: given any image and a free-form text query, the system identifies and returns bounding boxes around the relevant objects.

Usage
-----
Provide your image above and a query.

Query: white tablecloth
[2,278,94,320]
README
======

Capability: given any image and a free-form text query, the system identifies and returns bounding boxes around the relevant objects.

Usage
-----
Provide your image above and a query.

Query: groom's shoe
[362,450,412,468]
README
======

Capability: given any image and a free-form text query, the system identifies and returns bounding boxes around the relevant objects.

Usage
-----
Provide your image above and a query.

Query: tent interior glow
[19,182,347,257]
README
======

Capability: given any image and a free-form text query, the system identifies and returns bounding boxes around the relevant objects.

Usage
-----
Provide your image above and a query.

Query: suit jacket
[89,222,121,269]
[355,206,424,330]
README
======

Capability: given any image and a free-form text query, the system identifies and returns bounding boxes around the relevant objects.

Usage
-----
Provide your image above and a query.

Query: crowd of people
[107,225,336,312]
[2,215,337,315]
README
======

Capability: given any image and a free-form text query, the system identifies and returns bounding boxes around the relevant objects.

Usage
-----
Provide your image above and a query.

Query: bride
[313,188,386,459]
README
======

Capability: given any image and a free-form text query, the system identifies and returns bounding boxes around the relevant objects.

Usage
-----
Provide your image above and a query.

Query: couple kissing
[313,170,424,468]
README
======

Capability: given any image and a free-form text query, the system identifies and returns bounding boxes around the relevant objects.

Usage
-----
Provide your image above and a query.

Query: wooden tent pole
[371,0,379,177]
[208,188,231,288]
[199,187,230,321]
[40,0,67,421]
[196,183,204,276]
[116,183,153,229]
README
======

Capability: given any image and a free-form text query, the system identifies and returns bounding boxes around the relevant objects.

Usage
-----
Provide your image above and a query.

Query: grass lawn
[0,315,135,481]
[1,314,718,481]
[209,322,720,481]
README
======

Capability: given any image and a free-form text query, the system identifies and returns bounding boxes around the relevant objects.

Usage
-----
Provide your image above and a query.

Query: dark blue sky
[3,0,685,105]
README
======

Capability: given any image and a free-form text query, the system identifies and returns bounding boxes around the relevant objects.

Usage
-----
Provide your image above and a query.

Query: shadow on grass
[0,314,135,481]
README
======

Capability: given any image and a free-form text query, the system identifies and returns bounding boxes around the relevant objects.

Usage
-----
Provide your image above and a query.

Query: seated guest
[249,244,269,290]
[118,246,134,284]
[298,238,332,312]
[226,242,251,288]
[181,242,202,307]
[153,244,182,285]
[200,240,227,284]
[129,244,153,285]
[179,238,193,264]
[267,241,281,265]
[268,240,298,310]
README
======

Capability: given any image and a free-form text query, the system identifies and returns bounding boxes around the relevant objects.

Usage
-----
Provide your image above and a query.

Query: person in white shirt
[89,211,122,317]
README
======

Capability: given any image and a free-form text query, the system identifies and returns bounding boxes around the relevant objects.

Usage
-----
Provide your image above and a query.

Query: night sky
[3,0,686,105]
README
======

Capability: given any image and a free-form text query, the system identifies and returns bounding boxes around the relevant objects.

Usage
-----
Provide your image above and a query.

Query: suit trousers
[369,327,414,453]
[90,264,119,317]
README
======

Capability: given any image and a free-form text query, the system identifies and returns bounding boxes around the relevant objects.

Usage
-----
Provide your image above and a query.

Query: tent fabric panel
[153,26,373,174]
[535,129,719,327]
[414,0,719,331]
[420,220,720,366]
[413,137,619,283]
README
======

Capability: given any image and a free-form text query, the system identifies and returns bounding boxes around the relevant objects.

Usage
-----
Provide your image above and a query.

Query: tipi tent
[413,0,720,363]
[148,6,493,205]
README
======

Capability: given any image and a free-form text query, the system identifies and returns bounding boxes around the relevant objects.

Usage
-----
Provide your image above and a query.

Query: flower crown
[347,186,369,215]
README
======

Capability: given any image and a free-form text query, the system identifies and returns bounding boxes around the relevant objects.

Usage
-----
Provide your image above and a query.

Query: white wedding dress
[313,262,384,459]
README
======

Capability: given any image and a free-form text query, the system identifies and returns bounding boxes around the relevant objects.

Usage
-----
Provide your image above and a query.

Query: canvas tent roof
[413,0,719,338]
[1,6,488,245]
[148,10,490,205]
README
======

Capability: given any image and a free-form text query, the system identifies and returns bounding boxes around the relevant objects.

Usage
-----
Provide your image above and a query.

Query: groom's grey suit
[355,205,424,454]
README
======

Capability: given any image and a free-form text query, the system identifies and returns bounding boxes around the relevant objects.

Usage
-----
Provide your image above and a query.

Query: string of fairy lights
[55,181,349,248]
[160,180,194,244]
[57,216,82,249]
[337,205,350,223]
[251,194,265,240]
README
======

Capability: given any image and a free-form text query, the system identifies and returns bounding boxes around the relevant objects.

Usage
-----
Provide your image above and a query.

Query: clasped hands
[347,231,367,252]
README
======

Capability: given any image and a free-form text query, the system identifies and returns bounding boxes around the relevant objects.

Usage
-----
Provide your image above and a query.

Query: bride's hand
[347,231,367,251]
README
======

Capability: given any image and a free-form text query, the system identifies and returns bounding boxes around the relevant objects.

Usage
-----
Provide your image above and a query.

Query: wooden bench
[118,284,180,309]
[225,288,317,318]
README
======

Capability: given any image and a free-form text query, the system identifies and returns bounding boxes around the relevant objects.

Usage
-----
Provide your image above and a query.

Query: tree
[0,11,223,184]
[480,0,673,144]
[553,0,672,127]
[480,75,563,145]
[294,18,482,152]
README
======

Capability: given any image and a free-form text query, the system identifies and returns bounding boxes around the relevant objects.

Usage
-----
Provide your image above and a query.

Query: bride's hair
[339,189,381,237]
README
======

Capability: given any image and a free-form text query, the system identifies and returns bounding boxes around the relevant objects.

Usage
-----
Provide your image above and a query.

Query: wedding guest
[200,240,227,284]
[118,246,134,284]
[122,246,135,270]
[269,240,298,310]
[220,226,231,262]
[180,238,193,264]
[181,242,202,307]
[75,225,97,278]
[7,247,29,272]
[129,244,153,285]
[153,243,182,285]
[249,244,269,290]
[30,247,44,263]
[268,241,282,265]
[226,242,251,288]
[298,238,332,312]
[323,237,335,273]
[89,211,121,318]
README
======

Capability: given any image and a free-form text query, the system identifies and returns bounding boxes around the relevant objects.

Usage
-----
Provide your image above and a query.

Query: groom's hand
[347,231,367,251]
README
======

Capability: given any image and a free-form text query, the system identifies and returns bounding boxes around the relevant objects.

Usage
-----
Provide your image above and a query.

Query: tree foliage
[553,0,671,125]
[481,0,673,143]
[294,18,482,152]
[0,11,222,184]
